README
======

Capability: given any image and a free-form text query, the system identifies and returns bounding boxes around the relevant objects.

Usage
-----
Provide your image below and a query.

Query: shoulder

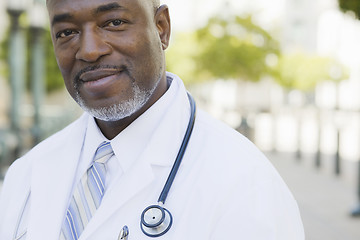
[187,109,288,194]
[2,113,88,180]
[188,108,299,211]
[19,113,88,164]
[185,110,304,238]
[195,109,253,146]
[191,109,270,168]
[27,113,88,156]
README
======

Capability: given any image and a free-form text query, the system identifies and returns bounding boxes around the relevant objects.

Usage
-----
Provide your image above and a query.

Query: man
[0,0,304,239]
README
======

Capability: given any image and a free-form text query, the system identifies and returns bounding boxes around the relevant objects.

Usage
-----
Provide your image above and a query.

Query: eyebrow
[51,2,125,26]
[51,13,73,26]
[95,2,125,14]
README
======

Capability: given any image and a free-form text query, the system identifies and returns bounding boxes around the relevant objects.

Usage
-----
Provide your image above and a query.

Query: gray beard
[75,80,160,122]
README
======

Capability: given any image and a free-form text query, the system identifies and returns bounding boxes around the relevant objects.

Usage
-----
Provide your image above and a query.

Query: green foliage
[166,32,199,84]
[338,0,360,19]
[194,15,280,82]
[0,25,64,93]
[167,15,280,84]
[0,29,10,80]
[276,53,347,91]
[42,29,64,92]
[166,15,347,91]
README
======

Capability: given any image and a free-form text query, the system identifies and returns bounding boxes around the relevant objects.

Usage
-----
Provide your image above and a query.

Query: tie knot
[94,142,113,163]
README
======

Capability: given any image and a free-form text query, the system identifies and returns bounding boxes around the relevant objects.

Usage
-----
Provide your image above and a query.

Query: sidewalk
[266,152,360,240]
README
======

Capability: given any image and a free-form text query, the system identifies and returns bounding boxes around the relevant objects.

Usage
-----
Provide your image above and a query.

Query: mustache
[74,65,128,82]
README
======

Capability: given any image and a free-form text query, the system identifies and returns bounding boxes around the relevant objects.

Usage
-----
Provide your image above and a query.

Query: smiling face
[47,0,170,123]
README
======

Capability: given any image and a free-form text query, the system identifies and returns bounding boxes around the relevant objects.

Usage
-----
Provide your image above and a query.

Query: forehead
[47,0,153,19]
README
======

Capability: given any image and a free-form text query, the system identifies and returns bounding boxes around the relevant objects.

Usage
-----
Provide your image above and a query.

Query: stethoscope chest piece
[141,205,173,237]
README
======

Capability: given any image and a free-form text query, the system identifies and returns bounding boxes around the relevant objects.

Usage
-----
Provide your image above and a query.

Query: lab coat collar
[110,72,191,170]
[145,73,191,167]
[27,114,89,240]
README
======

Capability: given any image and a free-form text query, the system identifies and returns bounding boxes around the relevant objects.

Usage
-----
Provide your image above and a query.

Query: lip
[78,68,125,95]
[79,68,122,82]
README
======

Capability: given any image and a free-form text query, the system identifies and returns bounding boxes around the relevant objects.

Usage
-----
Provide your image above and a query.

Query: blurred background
[0,0,360,239]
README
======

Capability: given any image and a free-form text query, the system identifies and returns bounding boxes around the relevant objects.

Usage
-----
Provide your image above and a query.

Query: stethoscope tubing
[157,92,196,204]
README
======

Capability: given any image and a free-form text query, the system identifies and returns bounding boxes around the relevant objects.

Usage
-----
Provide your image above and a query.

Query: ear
[155,5,171,50]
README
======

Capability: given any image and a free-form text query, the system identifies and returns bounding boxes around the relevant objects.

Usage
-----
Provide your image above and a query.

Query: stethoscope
[118,93,196,239]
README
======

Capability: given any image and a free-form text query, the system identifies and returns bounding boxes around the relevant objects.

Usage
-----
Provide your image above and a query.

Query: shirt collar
[82,115,109,170]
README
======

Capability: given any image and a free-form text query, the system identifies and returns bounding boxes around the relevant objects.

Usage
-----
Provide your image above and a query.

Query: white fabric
[0,72,304,240]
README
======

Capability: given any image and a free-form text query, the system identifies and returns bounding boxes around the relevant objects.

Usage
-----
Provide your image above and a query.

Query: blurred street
[1,151,360,239]
[266,152,360,240]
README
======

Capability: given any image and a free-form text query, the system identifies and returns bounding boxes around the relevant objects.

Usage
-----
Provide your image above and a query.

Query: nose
[76,26,112,62]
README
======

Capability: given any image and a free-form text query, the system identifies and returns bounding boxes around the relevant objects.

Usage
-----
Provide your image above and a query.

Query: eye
[56,29,77,39]
[106,19,125,27]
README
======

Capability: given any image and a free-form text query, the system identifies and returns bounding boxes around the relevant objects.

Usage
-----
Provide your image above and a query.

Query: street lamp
[29,0,47,28]
[7,0,30,13]
[6,0,29,159]
[29,0,47,144]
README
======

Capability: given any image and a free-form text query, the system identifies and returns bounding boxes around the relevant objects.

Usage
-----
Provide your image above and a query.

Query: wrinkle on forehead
[47,0,160,9]
[46,0,159,24]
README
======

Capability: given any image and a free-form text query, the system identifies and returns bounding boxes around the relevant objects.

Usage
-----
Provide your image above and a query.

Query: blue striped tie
[60,142,114,240]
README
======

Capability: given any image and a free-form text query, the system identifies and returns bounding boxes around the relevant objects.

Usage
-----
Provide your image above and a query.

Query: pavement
[266,152,360,240]
[0,152,360,239]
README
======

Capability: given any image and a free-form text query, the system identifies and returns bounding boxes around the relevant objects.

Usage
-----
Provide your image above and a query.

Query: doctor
[0,0,304,239]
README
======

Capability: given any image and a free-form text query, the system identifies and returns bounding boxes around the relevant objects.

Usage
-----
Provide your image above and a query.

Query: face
[47,0,170,121]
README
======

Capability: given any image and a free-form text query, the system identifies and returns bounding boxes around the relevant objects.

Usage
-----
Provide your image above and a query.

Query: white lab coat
[0,74,304,240]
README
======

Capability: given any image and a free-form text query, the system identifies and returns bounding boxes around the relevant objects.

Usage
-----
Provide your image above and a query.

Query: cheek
[114,28,160,62]
[55,47,76,71]
[55,44,78,74]
[128,32,163,74]
[54,50,77,96]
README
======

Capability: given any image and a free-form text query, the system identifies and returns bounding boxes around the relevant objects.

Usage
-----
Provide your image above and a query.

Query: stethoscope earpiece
[141,205,173,237]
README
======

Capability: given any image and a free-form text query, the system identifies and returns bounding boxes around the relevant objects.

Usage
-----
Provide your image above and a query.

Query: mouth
[79,68,123,83]
[75,67,127,96]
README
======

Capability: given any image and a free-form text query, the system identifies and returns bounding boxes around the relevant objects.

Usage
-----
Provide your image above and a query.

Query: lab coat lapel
[27,114,88,240]
[148,79,191,167]
[79,154,155,239]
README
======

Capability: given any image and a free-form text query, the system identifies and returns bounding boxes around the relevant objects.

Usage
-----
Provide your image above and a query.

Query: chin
[75,82,157,122]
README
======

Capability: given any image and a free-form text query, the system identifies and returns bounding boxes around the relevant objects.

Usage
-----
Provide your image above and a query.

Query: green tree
[276,53,347,91]
[193,15,280,82]
[166,15,347,92]
[338,0,360,19]
[166,32,200,84]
